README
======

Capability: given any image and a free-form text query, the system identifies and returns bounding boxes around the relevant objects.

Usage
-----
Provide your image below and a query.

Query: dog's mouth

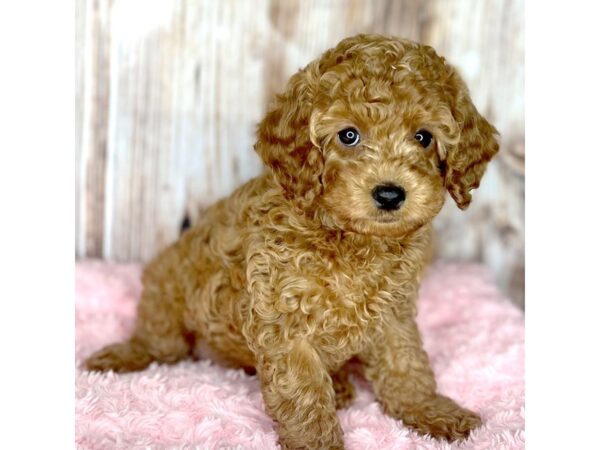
[372,209,403,224]
[374,216,399,224]
[353,215,401,226]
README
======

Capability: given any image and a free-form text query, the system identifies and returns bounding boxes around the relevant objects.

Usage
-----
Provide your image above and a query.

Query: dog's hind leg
[84,283,193,373]
[84,339,156,373]
[85,250,195,373]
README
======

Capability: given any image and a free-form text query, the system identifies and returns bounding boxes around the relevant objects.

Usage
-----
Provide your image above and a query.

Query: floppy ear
[254,62,323,209]
[443,70,500,210]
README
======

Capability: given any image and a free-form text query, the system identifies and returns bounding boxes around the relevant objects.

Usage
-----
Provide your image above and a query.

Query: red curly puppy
[85,34,499,449]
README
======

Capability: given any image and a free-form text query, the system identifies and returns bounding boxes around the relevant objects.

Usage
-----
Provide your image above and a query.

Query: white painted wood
[75,0,524,306]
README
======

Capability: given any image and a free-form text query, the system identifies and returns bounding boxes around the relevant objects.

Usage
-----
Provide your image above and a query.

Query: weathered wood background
[75,0,524,307]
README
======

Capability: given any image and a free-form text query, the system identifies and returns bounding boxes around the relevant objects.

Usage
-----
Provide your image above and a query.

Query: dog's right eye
[338,127,361,147]
[415,130,433,148]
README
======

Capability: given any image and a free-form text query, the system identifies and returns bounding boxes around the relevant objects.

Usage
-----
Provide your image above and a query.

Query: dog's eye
[415,130,433,148]
[338,127,361,147]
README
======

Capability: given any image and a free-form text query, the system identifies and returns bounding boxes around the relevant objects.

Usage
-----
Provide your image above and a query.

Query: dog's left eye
[415,130,433,148]
[338,127,361,147]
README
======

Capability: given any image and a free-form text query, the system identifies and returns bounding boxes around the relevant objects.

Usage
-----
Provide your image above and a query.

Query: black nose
[372,184,406,210]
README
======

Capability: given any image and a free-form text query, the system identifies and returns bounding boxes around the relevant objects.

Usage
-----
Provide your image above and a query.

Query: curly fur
[85,34,499,449]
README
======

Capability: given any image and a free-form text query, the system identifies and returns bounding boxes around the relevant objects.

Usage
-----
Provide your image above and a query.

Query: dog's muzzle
[372,184,406,210]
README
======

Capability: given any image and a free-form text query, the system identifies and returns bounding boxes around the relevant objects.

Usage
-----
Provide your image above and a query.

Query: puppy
[85,34,499,449]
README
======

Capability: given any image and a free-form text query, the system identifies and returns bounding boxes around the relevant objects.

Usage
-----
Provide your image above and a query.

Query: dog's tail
[180,212,192,235]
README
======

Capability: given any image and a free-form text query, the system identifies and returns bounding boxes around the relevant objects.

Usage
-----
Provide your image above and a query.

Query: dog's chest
[260,233,414,361]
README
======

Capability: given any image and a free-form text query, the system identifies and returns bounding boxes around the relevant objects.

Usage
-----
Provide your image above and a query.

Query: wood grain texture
[75,0,524,306]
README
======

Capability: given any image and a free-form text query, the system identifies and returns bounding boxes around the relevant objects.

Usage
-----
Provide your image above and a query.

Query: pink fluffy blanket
[75,261,524,449]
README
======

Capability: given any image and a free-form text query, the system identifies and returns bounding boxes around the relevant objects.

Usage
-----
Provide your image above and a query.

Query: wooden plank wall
[75,0,524,307]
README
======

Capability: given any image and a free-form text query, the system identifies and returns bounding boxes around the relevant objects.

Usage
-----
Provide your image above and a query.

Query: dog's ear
[443,69,500,210]
[255,62,323,209]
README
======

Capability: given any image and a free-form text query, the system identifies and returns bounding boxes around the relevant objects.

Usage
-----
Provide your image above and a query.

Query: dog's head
[255,34,499,236]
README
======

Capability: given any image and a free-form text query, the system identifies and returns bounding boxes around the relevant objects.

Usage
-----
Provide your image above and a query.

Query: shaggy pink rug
[75,260,524,450]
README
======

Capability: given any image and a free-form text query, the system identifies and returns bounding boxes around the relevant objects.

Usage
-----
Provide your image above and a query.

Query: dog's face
[311,78,449,237]
[256,35,499,237]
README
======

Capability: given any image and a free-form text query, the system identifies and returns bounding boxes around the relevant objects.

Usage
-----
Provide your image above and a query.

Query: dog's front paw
[278,431,345,450]
[395,394,481,441]
[276,413,345,450]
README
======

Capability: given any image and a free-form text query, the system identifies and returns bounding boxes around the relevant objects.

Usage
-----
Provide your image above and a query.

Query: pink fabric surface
[75,260,524,450]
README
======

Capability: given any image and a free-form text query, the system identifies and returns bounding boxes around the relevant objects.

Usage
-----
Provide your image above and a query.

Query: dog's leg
[256,339,344,450]
[360,316,481,441]
[84,282,193,373]
[331,365,356,409]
